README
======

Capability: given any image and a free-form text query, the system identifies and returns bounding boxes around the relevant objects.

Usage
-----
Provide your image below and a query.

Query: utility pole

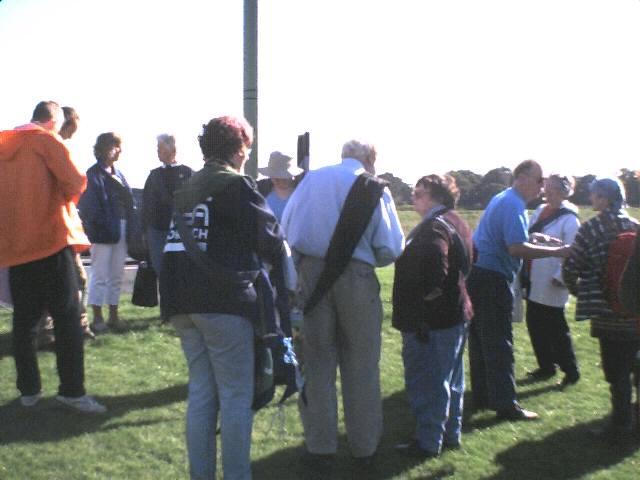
[243,0,258,178]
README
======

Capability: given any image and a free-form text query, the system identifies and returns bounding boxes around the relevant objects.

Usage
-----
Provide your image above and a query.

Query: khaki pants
[297,256,383,458]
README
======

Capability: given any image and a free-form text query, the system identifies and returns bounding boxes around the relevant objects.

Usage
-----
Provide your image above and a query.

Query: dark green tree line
[380,168,640,209]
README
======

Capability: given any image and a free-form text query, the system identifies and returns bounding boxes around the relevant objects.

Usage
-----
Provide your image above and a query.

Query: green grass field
[397,206,640,235]
[1,208,639,479]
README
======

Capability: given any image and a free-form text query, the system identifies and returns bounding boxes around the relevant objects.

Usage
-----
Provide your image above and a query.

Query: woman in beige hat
[258,151,304,222]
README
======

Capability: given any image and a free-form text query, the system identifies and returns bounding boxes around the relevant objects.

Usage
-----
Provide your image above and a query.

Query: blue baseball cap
[589,177,625,210]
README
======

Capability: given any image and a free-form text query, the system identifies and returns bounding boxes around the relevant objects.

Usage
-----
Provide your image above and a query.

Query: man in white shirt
[281,139,404,471]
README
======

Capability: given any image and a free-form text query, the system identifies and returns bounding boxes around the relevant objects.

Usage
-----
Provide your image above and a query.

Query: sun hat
[258,151,303,179]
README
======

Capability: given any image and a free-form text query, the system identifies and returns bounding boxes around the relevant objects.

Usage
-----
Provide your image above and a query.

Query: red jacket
[0,126,90,267]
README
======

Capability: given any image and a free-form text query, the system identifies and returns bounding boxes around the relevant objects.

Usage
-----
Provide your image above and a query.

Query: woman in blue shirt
[257,151,303,222]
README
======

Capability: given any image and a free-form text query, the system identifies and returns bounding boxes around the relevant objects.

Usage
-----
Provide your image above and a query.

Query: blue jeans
[402,322,467,453]
[468,266,517,411]
[172,313,254,480]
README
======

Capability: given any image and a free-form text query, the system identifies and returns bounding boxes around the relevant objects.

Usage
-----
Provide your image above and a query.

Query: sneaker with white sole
[20,393,42,407]
[56,394,107,413]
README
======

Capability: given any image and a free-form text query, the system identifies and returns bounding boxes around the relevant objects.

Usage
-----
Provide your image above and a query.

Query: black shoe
[526,368,556,381]
[496,404,539,421]
[442,439,461,450]
[470,399,489,413]
[352,453,376,472]
[394,440,439,459]
[557,372,580,389]
[300,450,336,473]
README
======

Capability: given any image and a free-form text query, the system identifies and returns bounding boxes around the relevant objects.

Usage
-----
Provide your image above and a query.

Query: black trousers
[599,337,640,427]
[468,267,517,411]
[9,247,85,397]
[525,300,579,376]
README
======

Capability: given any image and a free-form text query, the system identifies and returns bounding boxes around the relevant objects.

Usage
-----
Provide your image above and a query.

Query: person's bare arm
[508,242,571,260]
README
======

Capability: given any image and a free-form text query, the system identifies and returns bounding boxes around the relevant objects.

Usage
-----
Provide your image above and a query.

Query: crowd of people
[1,102,639,479]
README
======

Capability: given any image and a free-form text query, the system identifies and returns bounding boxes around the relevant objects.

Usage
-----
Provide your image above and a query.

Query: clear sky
[2,0,640,187]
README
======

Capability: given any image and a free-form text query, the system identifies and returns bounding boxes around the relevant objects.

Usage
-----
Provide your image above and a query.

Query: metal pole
[243,0,258,178]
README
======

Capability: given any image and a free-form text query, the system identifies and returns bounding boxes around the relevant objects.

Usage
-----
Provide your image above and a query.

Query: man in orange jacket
[36,106,95,348]
[0,101,106,413]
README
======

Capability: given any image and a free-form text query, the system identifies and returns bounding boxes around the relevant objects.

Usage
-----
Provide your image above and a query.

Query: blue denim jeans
[402,322,467,454]
[172,313,254,480]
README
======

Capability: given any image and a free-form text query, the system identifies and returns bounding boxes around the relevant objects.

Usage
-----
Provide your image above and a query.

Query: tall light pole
[243,0,258,178]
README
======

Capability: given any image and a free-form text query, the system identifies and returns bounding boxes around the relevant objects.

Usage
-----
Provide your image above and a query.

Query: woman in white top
[524,174,581,386]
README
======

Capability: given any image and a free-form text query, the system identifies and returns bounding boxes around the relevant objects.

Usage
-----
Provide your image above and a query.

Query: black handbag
[127,206,147,261]
[131,261,158,307]
[251,270,300,411]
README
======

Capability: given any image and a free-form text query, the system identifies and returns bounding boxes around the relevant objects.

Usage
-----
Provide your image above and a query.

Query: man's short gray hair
[341,139,376,163]
[157,133,176,151]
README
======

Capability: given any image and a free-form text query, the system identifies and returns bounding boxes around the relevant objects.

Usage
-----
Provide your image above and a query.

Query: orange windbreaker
[0,126,90,267]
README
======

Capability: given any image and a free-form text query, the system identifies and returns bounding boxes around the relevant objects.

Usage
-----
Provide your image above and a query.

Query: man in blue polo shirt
[468,159,571,420]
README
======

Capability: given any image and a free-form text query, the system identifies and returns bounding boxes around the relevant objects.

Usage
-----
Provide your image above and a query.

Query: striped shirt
[562,208,639,340]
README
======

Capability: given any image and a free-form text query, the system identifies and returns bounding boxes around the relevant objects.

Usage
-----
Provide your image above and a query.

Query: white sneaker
[55,394,107,413]
[20,393,42,407]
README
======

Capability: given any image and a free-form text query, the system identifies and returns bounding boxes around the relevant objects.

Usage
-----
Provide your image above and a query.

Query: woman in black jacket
[141,134,192,275]
[78,132,133,333]
[160,116,285,480]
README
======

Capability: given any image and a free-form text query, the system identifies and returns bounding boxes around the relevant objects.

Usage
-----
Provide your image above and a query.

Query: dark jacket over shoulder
[141,165,193,230]
[392,209,473,332]
[78,163,133,244]
[160,164,286,320]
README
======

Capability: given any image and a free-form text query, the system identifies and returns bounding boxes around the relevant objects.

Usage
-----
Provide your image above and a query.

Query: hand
[530,232,549,244]
[545,236,564,246]
[555,245,572,258]
[531,232,563,246]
